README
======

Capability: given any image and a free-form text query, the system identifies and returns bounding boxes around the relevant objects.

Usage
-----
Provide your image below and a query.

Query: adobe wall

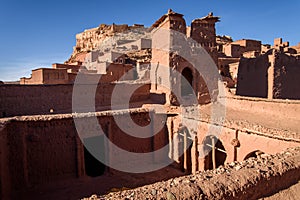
[167,110,299,174]
[236,50,300,100]
[99,147,300,200]
[220,96,300,121]
[168,54,211,105]
[194,121,299,170]
[0,83,151,118]
[102,63,134,82]
[1,106,299,199]
[236,51,271,98]
[0,109,166,199]
[273,52,300,99]
[0,118,79,199]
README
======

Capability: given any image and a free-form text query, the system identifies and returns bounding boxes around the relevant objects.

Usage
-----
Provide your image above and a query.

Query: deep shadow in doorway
[83,135,106,177]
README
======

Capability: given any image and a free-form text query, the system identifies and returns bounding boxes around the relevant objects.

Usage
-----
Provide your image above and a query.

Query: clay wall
[219,96,300,121]
[150,24,171,93]
[218,57,240,78]
[1,107,299,199]
[0,110,165,199]
[20,69,43,84]
[242,50,260,58]
[0,83,151,118]
[273,53,300,99]
[52,63,81,73]
[99,63,134,82]
[236,51,270,98]
[190,17,218,64]
[223,43,244,57]
[190,19,217,47]
[236,50,300,99]
[168,15,186,34]
[101,147,300,200]
[111,24,129,33]
[20,68,70,85]
[167,112,299,174]
[223,40,261,58]
[232,39,261,52]
[195,122,298,169]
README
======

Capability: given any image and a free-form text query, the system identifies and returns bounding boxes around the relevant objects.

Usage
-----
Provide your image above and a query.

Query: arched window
[202,136,227,170]
[181,67,193,97]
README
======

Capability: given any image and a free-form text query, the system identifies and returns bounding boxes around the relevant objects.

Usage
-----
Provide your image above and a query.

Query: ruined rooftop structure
[0,9,300,200]
[236,39,300,99]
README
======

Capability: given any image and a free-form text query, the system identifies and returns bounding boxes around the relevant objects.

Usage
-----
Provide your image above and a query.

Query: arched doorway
[244,150,265,160]
[202,136,227,170]
[178,126,193,174]
[181,67,193,97]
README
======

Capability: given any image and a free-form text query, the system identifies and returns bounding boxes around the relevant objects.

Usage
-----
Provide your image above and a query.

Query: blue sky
[0,0,299,81]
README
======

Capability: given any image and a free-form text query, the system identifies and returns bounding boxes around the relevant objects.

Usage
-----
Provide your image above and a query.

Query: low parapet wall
[220,95,300,121]
[0,83,151,118]
[96,147,300,200]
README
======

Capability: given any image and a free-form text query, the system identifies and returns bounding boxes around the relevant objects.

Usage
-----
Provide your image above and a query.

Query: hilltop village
[16,10,300,100]
[0,9,300,200]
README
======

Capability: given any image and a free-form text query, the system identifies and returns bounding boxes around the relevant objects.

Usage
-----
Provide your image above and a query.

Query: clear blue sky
[0,0,299,81]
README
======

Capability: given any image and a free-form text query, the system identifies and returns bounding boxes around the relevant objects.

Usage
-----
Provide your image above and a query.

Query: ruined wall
[232,39,261,52]
[236,51,271,98]
[99,147,300,200]
[190,14,219,64]
[0,83,151,118]
[221,96,300,121]
[20,68,71,85]
[168,112,299,174]
[223,44,244,58]
[273,52,300,99]
[1,106,299,199]
[101,63,134,82]
[0,118,79,199]
[236,50,300,99]
[0,110,167,199]
[168,54,211,105]
[52,63,81,73]
[67,24,148,64]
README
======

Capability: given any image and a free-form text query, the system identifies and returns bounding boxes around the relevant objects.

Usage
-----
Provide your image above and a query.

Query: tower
[190,12,220,64]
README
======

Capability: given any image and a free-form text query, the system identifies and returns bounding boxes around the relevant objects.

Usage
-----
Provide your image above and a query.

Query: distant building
[222,39,261,58]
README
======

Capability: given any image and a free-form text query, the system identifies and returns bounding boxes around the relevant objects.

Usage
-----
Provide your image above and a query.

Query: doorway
[202,136,227,170]
[83,136,106,177]
[181,67,193,96]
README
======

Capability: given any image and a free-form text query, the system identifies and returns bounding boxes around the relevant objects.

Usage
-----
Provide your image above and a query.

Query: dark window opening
[83,136,106,177]
[181,67,193,97]
[203,136,227,170]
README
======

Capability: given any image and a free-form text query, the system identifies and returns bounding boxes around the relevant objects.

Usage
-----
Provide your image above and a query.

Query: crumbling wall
[220,96,300,121]
[236,51,271,98]
[95,147,300,200]
[169,110,299,174]
[273,52,300,99]
[0,109,165,199]
[236,50,300,100]
[0,119,79,199]
[0,83,151,118]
